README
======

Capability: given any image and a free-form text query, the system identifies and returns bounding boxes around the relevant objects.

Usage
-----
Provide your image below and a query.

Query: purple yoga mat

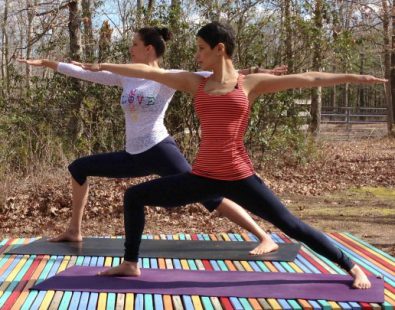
[32,266,384,303]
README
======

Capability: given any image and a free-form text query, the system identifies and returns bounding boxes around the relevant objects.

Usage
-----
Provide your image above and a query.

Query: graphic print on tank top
[121,80,161,122]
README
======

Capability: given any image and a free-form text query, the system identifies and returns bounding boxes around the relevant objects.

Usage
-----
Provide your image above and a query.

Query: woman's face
[195,37,218,70]
[129,34,150,63]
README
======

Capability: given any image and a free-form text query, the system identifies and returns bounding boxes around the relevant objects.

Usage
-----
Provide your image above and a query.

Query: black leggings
[67,136,221,212]
[123,173,354,271]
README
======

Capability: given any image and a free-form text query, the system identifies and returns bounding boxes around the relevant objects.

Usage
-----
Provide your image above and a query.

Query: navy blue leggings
[123,173,355,271]
[68,136,221,212]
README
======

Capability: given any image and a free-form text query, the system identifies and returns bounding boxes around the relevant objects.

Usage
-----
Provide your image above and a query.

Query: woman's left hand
[358,75,388,84]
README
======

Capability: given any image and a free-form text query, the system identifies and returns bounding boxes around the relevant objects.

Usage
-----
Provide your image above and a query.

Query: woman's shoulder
[165,69,212,77]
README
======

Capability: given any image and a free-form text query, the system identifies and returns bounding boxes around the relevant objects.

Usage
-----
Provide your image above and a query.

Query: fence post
[345,108,351,132]
[385,83,394,134]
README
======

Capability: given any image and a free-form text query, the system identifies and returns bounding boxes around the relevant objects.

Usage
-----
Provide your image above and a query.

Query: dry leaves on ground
[0,138,394,241]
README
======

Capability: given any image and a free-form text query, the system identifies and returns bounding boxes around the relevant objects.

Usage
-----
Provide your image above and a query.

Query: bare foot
[99,261,141,277]
[349,265,371,289]
[249,238,279,255]
[49,229,82,242]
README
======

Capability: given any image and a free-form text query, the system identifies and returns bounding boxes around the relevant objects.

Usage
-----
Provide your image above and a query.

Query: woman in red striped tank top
[82,22,386,289]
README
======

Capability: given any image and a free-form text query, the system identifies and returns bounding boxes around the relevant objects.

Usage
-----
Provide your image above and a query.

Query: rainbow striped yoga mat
[0,232,394,309]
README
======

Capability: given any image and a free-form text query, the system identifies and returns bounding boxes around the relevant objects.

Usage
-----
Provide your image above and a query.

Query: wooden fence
[321,107,388,124]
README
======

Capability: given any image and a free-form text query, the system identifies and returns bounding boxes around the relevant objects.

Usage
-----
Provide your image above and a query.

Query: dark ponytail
[156,27,172,42]
[137,27,172,57]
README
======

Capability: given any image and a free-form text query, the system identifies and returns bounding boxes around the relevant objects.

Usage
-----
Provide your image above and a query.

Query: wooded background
[1,0,394,175]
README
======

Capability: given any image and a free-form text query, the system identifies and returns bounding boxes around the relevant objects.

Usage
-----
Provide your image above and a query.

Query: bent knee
[124,186,146,206]
[124,187,137,202]
[68,159,87,186]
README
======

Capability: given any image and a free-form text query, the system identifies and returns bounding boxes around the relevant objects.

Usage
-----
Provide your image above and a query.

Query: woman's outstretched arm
[244,71,387,98]
[18,59,122,87]
[238,65,288,76]
[18,58,58,70]
[80,62,203,94]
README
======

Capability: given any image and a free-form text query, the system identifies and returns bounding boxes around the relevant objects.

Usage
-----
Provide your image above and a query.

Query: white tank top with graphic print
[58,63,210,154]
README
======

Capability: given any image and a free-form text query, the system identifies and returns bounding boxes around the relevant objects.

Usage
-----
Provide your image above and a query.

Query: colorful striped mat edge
[0,232,393,310]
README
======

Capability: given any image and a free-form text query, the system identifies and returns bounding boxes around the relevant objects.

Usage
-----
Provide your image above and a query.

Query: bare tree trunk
[82,0,94,61]
[166,0,184,135]
[388,0,395,132]
[169,0,181,39]
[309,0,323,136]
[145,0,155,24]
[1,0,9,96]
[282,0,298,125]
[382,0,393,133]
[171,0,180,9]
[136,0,142,29]
[68,0,83,141]
[148,0,155,12]
[69,1,82,61]
[99,21,113,62]
[207,0,220,21]
[25,0,36,93]
[338,0,351,116]
[359,53,365,107]
[284,0,294,73]
[331,65,337,109]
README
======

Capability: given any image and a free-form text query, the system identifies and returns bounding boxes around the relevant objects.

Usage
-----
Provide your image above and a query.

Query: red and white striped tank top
[191,74,255,180]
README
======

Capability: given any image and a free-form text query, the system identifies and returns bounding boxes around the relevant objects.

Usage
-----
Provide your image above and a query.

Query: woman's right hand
[17,58,58,70]
[17,58,46,67]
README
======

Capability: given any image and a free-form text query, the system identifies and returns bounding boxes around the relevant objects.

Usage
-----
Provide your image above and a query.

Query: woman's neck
[147,59,160,68]
[210,58,238,83]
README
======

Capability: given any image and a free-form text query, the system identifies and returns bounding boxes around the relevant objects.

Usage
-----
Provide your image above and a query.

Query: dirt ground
[1,137,394,256]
